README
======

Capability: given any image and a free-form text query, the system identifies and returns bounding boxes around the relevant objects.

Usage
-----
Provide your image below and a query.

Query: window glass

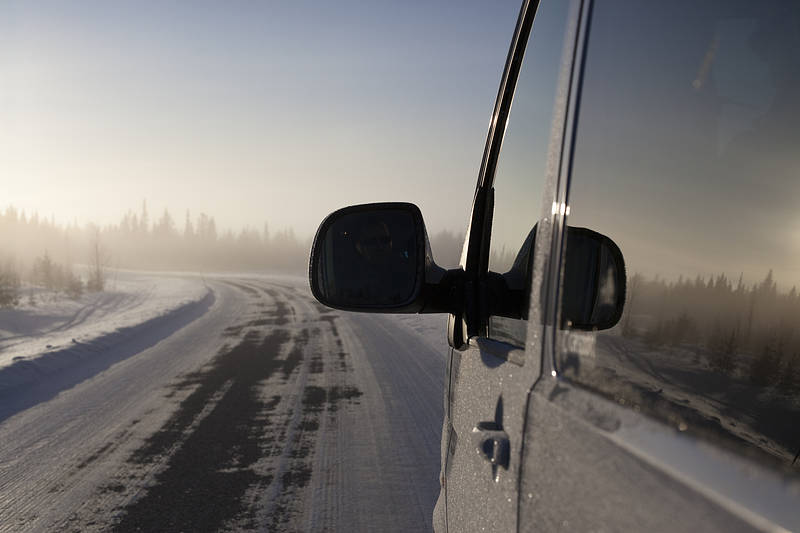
[563,0,800,467]
[488,0,569,347]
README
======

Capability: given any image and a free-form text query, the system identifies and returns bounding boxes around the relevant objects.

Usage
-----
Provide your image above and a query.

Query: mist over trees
[0,201,468,308]
[1,203,468,274]
[0,203,310,281]
[621,270,800,390]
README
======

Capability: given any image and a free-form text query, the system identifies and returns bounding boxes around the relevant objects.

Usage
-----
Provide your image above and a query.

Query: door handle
[472,422,509,480]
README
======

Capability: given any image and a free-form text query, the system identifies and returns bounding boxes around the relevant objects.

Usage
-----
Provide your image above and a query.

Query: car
[309,0,800,531]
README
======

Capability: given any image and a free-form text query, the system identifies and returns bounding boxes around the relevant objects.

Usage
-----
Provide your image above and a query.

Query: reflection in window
[563,0,800,468]
[487,0,568,347]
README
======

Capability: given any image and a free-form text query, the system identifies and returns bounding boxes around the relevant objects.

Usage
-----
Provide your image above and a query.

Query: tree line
[622,270,800,390]
[0,203,467,307]
[0,202,307,306]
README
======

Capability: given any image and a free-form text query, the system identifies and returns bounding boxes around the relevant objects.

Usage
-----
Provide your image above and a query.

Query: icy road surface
[0,276,447,532]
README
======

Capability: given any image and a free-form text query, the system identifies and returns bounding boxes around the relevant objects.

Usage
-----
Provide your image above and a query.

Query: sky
[0,0,521,238]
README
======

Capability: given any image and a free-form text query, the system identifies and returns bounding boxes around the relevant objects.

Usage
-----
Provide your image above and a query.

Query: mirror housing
[309,202,456,313]
[488,225,625,331]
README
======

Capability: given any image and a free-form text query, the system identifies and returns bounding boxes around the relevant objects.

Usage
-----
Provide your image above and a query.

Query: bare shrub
[65,270,84,299]
[779,353,800,392]
[32,250,55,290]
[0,260,21,307]
[750,340,782,386]
[707,323,738,374]
[87,231,110,292]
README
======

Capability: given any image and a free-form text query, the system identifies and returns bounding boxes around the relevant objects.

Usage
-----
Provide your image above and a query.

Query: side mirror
[489,225,625,331]
[309,202,626,331]
[309,202,432,312]
[561,227,626,330]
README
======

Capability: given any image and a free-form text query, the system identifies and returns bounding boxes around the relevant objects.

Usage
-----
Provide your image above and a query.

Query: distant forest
[0,202,308,273]
[622,270,800,389]
[0,203,465,304]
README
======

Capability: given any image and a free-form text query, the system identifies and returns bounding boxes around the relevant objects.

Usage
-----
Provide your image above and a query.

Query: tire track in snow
[112,329,291,532]
[104,280,365,532]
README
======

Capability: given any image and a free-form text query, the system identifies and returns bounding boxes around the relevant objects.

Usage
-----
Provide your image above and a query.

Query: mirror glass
[314,209,420,308]
[562,227,626,330]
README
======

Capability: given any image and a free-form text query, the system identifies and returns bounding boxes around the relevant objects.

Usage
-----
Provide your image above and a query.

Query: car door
[441,1,575,531]
[518,0,800,531]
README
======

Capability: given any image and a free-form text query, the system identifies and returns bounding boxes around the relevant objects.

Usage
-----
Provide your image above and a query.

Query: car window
[562,0,800,468]
[487,0,569,347]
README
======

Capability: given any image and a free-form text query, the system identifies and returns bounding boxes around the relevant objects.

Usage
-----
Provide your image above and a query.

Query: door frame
[440,0,586,531]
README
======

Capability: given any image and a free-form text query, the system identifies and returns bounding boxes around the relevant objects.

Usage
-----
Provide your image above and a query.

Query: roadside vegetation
[0,250,86,309]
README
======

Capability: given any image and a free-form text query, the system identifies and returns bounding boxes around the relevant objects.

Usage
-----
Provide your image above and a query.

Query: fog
[0,202,466,299]
[0,1,520,244]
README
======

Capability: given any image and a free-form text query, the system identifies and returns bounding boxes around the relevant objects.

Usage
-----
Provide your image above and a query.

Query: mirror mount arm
[419,268,466,314]
[486,271,525,320]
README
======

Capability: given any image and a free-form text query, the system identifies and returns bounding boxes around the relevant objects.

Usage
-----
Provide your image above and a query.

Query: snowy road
[0,276,447,532]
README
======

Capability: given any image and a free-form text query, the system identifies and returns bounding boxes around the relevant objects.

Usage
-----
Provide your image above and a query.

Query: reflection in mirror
[488,225,625,332]
[314,208,419,309]
[561,227,625,330]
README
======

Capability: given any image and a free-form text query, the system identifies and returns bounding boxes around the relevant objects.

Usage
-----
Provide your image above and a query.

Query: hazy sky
[1,0,520,237]
[568,0,800,288]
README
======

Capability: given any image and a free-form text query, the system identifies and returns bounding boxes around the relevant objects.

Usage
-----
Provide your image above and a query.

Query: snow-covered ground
[0,274,449,532]
[0,272,211,395]
[0,271,215,427]
[0,272,209,365]
[571,331,800,465]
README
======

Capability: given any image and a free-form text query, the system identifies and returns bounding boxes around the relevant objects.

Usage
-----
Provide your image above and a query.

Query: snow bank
[0,272,211,396]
